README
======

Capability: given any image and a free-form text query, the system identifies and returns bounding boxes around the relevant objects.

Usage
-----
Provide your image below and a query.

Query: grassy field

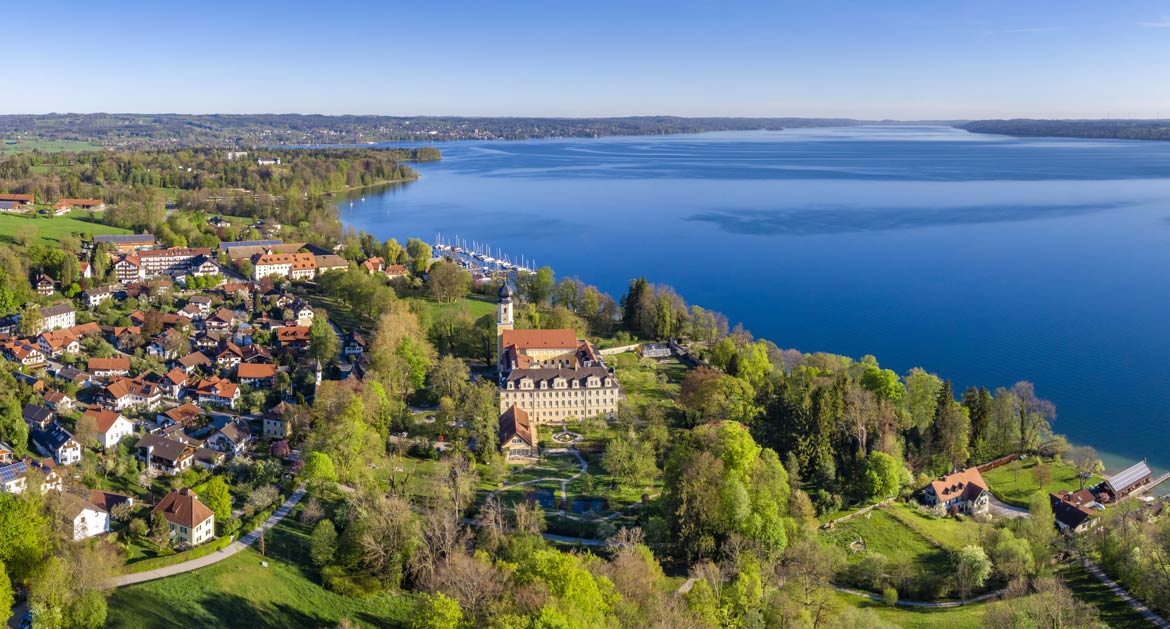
[0,138,101,154]
[0,211,128,247]
[832,591,988,628]
[821,503,990,600]
[983,457,1103,508]
[424,295,496,321]
[611,353,688,414]
[1059,562,1153,628]
[106,510,412,628]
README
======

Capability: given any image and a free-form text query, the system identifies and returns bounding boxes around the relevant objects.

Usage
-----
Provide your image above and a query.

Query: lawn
[106,509,413,628]
[983,457,1103,508]
[424,295,496,321]
[820,504,988,600]
[832,591,996,628]
[611,353,688,415]
[0,211,128,247]
[1059,562,1153,628]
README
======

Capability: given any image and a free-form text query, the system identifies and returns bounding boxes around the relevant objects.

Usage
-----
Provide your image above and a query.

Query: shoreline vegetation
[1,140,1166,627]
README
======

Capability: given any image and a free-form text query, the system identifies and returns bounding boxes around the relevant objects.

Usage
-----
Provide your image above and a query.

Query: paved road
[107,484,306,588]
[987,492,1031,518]
[1082,557,1170,628]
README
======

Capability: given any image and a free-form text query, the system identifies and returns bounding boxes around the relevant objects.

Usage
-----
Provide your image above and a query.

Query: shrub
[882,585,898,607]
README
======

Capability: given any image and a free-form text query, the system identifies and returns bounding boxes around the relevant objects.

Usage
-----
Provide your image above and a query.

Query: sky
[6,0,1170,119]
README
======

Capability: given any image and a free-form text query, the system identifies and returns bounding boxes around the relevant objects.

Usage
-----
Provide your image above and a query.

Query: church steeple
[497,280,514,374]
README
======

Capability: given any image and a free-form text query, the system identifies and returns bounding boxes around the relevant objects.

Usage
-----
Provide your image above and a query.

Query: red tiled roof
[153,488,214,528]
[500,329,578,351]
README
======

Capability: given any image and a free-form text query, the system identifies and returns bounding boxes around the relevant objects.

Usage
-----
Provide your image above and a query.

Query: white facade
[71,506,110,540]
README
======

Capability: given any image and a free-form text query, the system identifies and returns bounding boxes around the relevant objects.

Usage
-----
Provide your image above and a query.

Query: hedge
[121,535,234,574]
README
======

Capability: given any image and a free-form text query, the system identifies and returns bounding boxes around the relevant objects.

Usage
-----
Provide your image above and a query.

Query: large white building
[37,304,76,333]
[114,247,216,282]
[495,283,619,425]
[252,252,318,281]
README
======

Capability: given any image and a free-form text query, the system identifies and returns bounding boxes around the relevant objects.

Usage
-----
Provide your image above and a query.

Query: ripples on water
[340,126,1170,475]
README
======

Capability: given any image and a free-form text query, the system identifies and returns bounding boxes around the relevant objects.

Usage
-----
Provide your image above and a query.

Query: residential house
[37,330,80,357]
[343,331,366,357]
[187,296,213,316]
[383,264,409,280]
[215,342,243,369]
[26,457,63,493]
[498,405,537,461]
[194,376,240,409]
[153,488,215,546]
[89,490,134,514]
[81,287,114,308]
[37,303,76,333]
[177,304,203,320]
[110,326,143,352]
[62,494,110,540]
[113,256,144,283]
[88,356,131,380]
[290,300,314,326]
[0,193,34,206]
[53,365,92,388]
[134,434,195,475]
[237,362,277,387]
[83,408,135,449]
[42,390,73,412]
[30,424,82,465]
[0,445,28,494]
[102,376,163,411]
[1051,489,1102,534]
[207,421,251,455]
[55,198,106,213]
[275,326,310,350]
[176,351,212,374]
[923,467,990,516]
[313,254,348,275]
[35,274,55,296]
[361,257,384,274]
[22,404,55,430]
[2,340,46,368]
[162,367,188,398]
[157,403,204,430]
[205,308,237,332]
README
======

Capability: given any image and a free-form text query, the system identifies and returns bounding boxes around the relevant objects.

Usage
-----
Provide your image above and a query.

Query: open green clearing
[611,353,687,413]
[424,295,496,321]
[983,457,1103,508]
[832,591,988,628]
[821,503,988,599]
[106,509,412,628]
[0,138,102,154]
[0,211,128,246]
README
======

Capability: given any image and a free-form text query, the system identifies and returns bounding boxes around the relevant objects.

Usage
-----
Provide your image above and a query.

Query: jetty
[432,233,535,275]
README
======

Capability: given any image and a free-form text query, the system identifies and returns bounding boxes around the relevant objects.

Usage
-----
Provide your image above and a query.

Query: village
[0,192,1169,627]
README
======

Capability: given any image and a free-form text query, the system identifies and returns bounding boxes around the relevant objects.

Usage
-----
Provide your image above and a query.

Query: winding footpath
[108,484,307,588]
[1081,557,1170,628]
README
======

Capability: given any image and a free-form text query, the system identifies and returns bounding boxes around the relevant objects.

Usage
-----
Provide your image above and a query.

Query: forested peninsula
[960,118,1170,141]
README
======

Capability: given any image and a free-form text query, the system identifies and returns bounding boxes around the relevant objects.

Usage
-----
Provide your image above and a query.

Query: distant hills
[0,113,863,148]
[959,119,1170,142]
[4,113,1170,148]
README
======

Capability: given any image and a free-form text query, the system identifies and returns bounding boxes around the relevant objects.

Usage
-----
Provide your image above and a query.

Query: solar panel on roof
[218,240,282,250]
[1106,461,1152,492]
[0,462,28,483]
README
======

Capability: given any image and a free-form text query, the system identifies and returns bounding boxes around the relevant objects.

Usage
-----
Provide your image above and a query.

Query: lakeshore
[339,126,1170,479]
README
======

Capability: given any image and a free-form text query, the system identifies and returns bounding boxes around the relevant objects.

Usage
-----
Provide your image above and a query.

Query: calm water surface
[339,126,1170,475]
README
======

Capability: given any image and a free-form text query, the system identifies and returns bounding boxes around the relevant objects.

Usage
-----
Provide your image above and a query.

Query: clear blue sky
[7,0,1170,118]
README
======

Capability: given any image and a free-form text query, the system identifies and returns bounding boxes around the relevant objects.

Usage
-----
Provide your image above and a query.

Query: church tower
[497,280,514,374]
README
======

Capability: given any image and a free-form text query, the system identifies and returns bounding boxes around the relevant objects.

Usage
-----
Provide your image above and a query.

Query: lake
[338,126,1170,475]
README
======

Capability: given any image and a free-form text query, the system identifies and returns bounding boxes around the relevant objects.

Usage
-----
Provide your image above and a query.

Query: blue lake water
[339,126,1170,475]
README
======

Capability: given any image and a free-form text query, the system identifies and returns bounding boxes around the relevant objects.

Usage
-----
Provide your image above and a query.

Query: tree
[602,432,657,486]
[426,261,470,303]
[428,355,468,401]
[0,560,12,622]
[410,592,464,629]
[954,545,992,599]
[862,451,901,500]
[1031,462,1052,491]
[1069,446,1103,490]
[406,238,432,274]
[150,510,171,550]
[200,476,232,523]
[521,266,555,306]
[308,314,339,364]
[68,590,107,629]
[310,519,338,568]
[662,421,790,559]
[17,303,43,337]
